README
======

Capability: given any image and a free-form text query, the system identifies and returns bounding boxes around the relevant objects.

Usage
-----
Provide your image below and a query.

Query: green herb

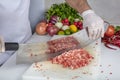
[115,26,120,32]
[45,3,83,24]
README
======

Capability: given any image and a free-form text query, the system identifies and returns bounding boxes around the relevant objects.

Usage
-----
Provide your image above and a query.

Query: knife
[4,28,100,53]
[2,27,99,51]
[1,27,100,64]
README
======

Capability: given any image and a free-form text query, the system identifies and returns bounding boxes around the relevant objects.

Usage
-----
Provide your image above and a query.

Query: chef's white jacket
[0,0,32,65]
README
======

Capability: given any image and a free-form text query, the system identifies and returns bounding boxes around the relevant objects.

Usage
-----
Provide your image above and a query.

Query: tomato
[64,18,69,23]
[61,19,70,26]
[105,25,115,37]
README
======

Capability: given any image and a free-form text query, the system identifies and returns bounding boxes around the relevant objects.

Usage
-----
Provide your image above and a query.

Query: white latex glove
[82,10,104,39]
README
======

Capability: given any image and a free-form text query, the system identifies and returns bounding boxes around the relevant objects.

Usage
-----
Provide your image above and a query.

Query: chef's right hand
[82,10,104,39]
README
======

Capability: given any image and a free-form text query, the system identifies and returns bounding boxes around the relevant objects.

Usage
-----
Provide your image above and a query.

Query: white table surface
[0,33,120,80]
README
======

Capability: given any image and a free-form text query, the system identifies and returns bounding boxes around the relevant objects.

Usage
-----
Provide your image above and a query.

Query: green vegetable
[64,29,71,35]
[115,26,120,32]
[45,3,83,24]
[57,31,65,35]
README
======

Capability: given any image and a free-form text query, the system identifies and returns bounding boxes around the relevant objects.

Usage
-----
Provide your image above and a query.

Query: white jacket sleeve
[0,51,14,65]
[0,0,32,65]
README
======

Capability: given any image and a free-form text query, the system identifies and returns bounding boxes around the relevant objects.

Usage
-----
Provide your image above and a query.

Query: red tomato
[105,25,115,37]
[64,18,69,23]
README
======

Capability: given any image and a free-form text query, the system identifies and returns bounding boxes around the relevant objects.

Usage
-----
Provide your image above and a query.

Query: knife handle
[5,43,19,51]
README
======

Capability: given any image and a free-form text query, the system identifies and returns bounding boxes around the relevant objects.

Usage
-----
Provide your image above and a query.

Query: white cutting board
[22,35,101,80]
[22,61,97,80]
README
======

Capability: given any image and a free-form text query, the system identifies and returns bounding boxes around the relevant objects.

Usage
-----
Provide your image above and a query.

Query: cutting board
[22,35,101,80]
[22,61,97,80]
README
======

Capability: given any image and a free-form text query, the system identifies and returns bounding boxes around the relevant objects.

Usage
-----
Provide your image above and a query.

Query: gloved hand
[82,10,104,39]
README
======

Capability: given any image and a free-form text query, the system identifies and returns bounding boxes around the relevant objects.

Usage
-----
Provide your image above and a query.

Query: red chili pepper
[102,30,120,50]
[104,43,117,50]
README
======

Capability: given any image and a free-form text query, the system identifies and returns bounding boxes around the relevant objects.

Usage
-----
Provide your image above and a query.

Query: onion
[50,16,58,21]
[49,16,59,24]
[62,25,69,30]
[55,22,63,29]
[46,25,59,36]
[35,22,47,35]
[49,20,56,24]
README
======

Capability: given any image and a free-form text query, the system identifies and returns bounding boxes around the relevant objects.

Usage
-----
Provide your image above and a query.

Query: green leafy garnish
[45,3,83,24]
[115,26,120,32]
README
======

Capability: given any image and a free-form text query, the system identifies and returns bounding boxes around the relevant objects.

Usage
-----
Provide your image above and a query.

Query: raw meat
[51,49,94,69]
[46,36,79,53]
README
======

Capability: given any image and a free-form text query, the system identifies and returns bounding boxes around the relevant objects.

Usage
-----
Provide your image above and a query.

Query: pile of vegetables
[46,3,83,24]
[35,3,83,36]
[102,25,120,50]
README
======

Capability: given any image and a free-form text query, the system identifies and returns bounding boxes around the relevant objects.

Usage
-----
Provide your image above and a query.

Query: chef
[0,0,104,65]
